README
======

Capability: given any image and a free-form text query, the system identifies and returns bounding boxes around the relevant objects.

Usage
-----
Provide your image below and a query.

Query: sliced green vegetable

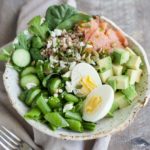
[66,119,83,132]
[48,97,61,108]
[12,49,31,67]
[25,87,41,105]
[48,124,58,131]
[82,122,96,131]
[36,60,45,80]
[24,107,41,120]
[36,94,51,114]
[74,101,83,113]
[45,112,69,128]
[20,74,40,89]
[43,61,51,74]
[47,78,61,95]
[19,90,28,102]
[65,111,82,121]
[21,66,36,77]
[64,93,79,103]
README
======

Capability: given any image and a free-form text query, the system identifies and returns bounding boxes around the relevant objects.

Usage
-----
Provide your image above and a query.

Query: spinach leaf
[56,13,91,30]
[14,32,31,50]
[30,48,44,61]
[31,36,45,49]
[28,16,49,40]
[0,44,14,61]
[45,4,77,30]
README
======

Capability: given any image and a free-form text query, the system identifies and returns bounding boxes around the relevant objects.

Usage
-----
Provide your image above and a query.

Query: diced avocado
[107,101,119,117]
[135,69,143,83]
[112,48,130,65]
[126,69,142,85]
[116,75,129,89]
[115,92,130,109]
[126,47,136,56]
[112,64,123,75]
[126,55,142,69]
[122,66,127,74]
[122,85,137,101]
[107,75,129,90]
[107,76,117,91]
[97,56,112,72]
[99,69,113,83]
[110,99,119,112]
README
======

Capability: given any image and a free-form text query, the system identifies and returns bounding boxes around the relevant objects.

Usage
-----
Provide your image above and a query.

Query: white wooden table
[0,0,150,150]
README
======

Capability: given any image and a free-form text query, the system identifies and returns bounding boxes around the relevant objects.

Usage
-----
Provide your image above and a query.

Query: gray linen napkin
[17,0,111,149]
[0,72,39,150]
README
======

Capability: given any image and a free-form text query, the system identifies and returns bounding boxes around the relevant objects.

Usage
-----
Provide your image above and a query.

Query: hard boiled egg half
[82,85,114,122]
[71,63,102,97]
[71,63,114,122]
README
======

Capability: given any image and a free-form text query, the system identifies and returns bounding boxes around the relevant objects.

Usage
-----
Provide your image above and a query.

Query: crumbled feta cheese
[50,64,54,68]
[62,71,71,78]
[86,44,93,49]
[23,30,31,39]
[54,93,58,97]
[49,55,58,63]
[60,61,67,68]
[13,38,18,44]
[58,89,63,93]
[65,81,74,93]
[52,48,57,52]
[68,49,72,53]
[40,17,45,25]
[47,40,52,48]
[26,83,36,89]
[80,42,85,47]
[52,38,57,47]
[55,89,59,93]
[91,61,96,65]
[69,62,76,71]
[76,53,81,60]
[63,103,74,112]
[51,31,56,37]
[54,29,62,36]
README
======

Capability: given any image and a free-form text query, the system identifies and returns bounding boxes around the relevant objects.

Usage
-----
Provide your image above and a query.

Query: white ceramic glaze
[3,16,150,140]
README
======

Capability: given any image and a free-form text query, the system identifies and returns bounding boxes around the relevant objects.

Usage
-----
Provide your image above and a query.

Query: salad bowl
[2,5,150,140]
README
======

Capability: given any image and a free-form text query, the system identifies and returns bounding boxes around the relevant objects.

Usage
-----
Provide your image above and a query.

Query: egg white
[83,85,114,122]
[71,63,102,95]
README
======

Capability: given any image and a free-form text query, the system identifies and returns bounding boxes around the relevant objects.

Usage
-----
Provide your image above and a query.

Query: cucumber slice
[19,90,28,101]
[12,49,31,67]
[43,61,51,75]
[42,75,51,87]
[20,74,40,89]
[21,66,36,77]
[25,87,41,105]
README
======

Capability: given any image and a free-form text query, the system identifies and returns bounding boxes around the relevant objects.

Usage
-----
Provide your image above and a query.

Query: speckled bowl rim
[2,16,150,140]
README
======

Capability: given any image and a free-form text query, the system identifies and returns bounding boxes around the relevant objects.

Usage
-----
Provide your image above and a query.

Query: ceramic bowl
[3,16,150,140]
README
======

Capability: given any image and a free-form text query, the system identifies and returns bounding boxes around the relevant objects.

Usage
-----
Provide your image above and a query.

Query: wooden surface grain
[0,0,150,150]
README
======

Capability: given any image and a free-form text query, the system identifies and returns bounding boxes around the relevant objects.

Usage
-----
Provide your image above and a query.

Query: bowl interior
[2,16,150,140]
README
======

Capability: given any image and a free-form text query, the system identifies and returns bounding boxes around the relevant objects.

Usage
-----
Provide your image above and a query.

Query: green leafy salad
[0,4,143,132]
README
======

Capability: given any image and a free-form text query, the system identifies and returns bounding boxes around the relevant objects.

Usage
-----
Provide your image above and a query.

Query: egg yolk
[85,96,102,113]
[79,75,97,95]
